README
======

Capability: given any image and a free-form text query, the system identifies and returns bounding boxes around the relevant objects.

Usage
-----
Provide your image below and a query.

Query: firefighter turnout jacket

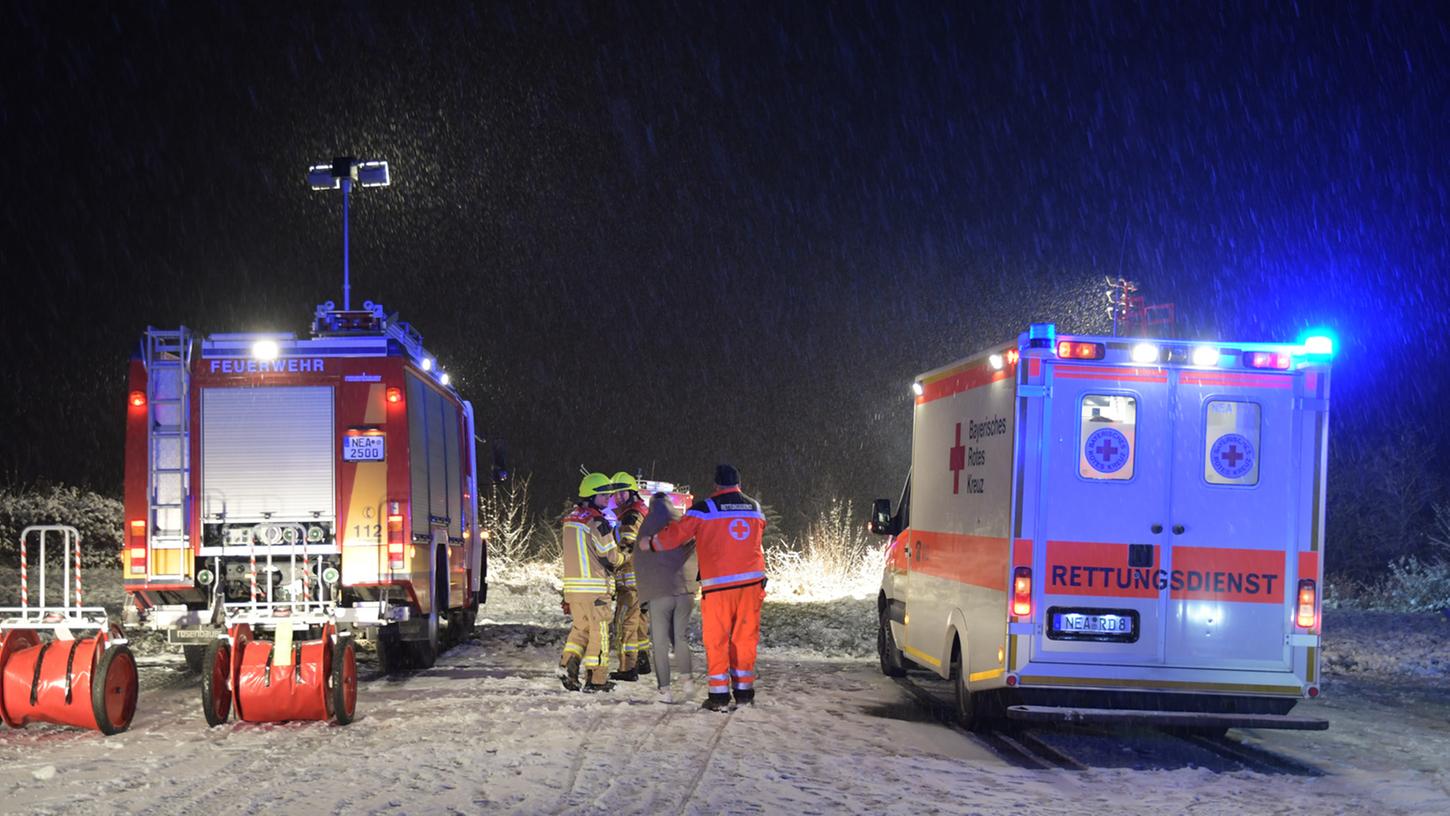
[562,505,624,598]
[651,489,767,592]
[614,496,649,587]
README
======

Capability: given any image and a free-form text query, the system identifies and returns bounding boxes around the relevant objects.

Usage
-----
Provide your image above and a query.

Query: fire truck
[871,323,1334,732]
[123,300,488,682]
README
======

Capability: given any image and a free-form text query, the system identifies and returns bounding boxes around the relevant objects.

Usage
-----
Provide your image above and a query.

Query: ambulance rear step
[1006,705,1328,731]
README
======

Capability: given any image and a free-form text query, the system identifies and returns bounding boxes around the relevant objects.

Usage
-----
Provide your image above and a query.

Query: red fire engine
[123,300,488,722]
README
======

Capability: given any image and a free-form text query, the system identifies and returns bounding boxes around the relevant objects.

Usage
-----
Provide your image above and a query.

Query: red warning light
[386,387,403,405]
[129,391,146,408]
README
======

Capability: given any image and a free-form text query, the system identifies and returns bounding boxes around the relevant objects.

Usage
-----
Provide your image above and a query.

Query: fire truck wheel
[201,639,232,727]
[329,636,357,725]
[878,601,907,678]
[950,641,977,731]
[183,645,206,674]
[407,547,446,669]
[92,643,139,736]
[375,624,405,677]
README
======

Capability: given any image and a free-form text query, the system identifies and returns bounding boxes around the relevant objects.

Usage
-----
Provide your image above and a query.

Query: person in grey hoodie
[632,491,699,703]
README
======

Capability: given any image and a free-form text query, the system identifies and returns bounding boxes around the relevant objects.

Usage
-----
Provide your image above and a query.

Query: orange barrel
[0,629,137,735]
[233,631,332,723]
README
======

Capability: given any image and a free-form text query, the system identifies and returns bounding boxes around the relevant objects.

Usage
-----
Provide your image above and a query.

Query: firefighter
[641,464,766,711]
[559,471,626,693]
[608,471,654,681]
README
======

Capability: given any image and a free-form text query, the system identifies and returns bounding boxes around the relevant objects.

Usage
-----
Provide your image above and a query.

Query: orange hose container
[220,623,355,725]
[0,629,137,735]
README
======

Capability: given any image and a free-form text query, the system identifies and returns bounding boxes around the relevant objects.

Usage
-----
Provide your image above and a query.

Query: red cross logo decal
[1220,444,1244,468]
[949,422,966,494]
[729,519,750,541]
[1095,437,1119,461]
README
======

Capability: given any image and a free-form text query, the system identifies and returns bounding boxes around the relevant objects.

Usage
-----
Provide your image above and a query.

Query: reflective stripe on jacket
[613,495,648,587]
[654,489,766,593]
[561,505,623,597]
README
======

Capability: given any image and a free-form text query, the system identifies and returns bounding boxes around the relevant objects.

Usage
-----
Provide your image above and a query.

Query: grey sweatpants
[646,592,694,688]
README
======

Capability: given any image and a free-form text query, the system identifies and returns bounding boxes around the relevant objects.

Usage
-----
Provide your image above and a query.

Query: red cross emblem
[949,422,966,494]
[729,519,750,541]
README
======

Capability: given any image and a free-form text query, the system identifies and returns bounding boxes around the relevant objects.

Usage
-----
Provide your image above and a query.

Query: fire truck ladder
[144,327,193,582]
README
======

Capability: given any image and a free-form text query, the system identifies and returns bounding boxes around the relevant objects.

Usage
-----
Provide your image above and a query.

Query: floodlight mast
[307,157,390,311]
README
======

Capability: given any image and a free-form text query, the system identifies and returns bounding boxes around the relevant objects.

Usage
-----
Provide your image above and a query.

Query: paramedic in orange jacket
[642,464,766,711]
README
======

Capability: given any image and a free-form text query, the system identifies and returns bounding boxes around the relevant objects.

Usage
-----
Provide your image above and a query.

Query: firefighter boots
[559,656,582,692]
[583,680,616,694]
[702,692,733,712]
[636,650,652,676]
[609,668,639,682]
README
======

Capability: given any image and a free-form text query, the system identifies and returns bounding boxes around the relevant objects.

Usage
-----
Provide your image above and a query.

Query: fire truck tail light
[1296,579,1317,629]
[387,513,406,569]
[1056,341,1105,360]
[1011,567,1032,617]
[129,391,146,408]
[128,519,147,571]
[386,386,403,405]
[1245,351,1292,370]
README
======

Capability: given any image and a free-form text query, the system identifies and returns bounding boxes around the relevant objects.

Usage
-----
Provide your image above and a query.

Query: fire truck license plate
[342,435,385,462]
[1052,610,1135,638]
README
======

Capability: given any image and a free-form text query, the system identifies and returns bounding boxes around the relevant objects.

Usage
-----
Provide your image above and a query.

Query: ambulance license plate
[1047,607,1139,642]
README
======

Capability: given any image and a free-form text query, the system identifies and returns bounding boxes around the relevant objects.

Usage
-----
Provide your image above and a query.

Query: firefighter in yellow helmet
[559,472,626,692]
[607,471,653,681]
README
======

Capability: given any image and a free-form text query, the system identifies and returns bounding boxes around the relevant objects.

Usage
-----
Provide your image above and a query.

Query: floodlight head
[307,164,341,190]
[357,160,390,187]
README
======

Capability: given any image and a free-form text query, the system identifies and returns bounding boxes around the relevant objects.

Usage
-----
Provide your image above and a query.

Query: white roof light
[252,339,280,361]
[421,357,433,371]
[439,372,451,386]
[1192,346,1220,367]
[1131,343,1160,364]
[989,353,1004,371]
[911,382,924,396]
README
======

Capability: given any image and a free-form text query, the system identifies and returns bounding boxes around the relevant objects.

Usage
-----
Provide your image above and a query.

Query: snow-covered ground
[2,568,1449,815]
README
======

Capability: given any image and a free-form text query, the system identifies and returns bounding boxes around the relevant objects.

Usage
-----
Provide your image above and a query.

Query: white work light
[439,373,451,387]
[308,156,392,311]
[989,354,1004,371]
[1131,343,1160,364]
[1191,346,1220,367]
[252,339,280,361]
[911,382,924,396]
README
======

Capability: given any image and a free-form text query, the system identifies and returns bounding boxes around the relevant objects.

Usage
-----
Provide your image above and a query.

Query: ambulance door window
[1078,394,1137,481]
[1203,400,1260,486]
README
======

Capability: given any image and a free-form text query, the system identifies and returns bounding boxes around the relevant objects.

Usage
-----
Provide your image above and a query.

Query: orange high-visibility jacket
[652,488,767,593]
[562,505,623,598]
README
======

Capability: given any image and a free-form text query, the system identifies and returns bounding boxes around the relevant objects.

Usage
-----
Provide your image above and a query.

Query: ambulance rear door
[1035,362,1173,666]
[1162,367,1300,670]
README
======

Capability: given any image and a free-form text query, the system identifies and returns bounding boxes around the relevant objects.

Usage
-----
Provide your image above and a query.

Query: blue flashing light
[1297,327,1338,359]
[1027,322,1056,349]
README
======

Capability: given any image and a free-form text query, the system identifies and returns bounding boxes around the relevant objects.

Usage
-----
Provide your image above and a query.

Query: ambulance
[872,323,1333,731]
[123,300,492,673]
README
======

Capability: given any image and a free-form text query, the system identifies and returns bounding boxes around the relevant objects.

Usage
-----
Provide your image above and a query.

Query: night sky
[3,2,1448,534]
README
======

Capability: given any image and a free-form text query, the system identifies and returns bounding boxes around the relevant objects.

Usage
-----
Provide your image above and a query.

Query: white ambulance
[872,324,1333,731]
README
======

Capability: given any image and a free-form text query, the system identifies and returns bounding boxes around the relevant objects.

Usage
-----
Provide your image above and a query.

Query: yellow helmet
[578,472,614,498]
[609,471,640,494]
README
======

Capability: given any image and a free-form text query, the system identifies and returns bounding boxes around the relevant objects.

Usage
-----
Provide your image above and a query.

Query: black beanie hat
[714,464,740,486]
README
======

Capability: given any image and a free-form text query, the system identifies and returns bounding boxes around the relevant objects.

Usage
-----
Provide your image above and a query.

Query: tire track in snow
[551,710,606,815]
[674,711,732,816]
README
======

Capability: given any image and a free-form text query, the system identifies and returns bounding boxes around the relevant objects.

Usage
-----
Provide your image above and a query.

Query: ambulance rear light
[1296,579,1317,629]
[989,353,1004,371]
[911,382,924,396]
[129,391,146,408]
[1244,351,1292,370]
[1131,343,1160,364]
[1056,341,1105,360]
[387,513,406,570]
[1011,567,1032,617]
[1006,349,1019,365]
[128,519,147,571]
[386,386,403,405]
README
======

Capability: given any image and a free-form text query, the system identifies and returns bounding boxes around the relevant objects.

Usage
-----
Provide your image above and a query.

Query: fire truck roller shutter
[201,387,335,523]
[406,374,431,537]
[440,391,463,540]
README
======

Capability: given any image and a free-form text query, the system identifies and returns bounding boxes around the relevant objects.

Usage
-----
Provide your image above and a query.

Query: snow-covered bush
[480,474,541,568]
[0,485,122,568]
[1331,555,1450,612]
[765,497,886,602]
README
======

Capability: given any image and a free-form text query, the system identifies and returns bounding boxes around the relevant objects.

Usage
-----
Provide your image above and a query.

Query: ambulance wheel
[92,643,139,736]
[201,639,232,727]
[878,601,907,678]
[183,644,206,674]
[329,636,357,725]
[950,641,977,731]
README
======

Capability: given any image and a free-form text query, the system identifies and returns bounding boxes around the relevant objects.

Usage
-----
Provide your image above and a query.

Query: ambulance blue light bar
[1027,323,1056,349]
[1301,334,1335,357]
